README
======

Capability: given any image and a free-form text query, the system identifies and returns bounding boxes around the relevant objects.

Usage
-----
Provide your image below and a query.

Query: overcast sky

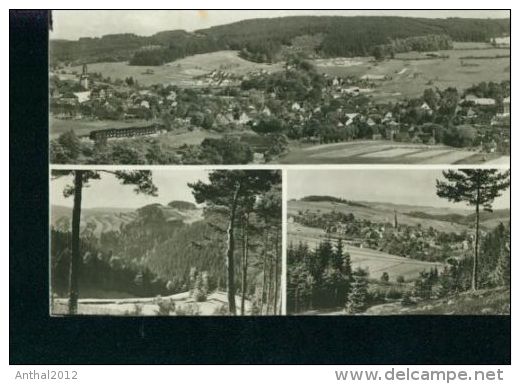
[51,170,210,209]
[288,169,510,210]
[51,10,510,40]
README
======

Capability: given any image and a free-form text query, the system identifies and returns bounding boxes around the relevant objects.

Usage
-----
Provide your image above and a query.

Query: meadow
[314,44,510,101]
[64,42,509,101]
[68,51,284,87]
[278,140,505,165]
[288,222,443,281]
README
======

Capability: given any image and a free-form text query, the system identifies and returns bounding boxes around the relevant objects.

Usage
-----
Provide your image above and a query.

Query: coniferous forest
[287,169,510,315]
[50,16,509,65]
[50,169,282,316]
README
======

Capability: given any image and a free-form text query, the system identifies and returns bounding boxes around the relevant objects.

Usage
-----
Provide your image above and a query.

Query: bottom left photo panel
[50,168,282,316]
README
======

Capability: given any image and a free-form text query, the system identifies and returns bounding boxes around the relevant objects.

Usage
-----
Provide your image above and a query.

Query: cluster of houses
[291,209,473,261]
[193,69,243,87]
[50,62,510,153]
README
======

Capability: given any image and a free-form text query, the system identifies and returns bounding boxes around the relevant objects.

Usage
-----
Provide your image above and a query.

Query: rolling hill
[288,197,509,282]
[288,197,509,232]
[50,16,509,65]
[51,201,203,236]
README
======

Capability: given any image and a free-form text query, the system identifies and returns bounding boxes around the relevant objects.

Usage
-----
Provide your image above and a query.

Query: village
[289,205,472,263]
[49,56,510,164]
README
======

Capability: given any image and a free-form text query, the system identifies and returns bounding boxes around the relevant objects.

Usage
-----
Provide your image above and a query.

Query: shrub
[154,296,175,315]
[189,269,208,302]
[401,291,416,306]
[385,287,403,300]
[212,304,229,316]
[175,303,200,316]
[126,303,144,316]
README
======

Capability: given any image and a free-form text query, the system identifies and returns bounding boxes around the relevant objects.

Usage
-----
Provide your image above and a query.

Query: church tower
[79,64,89,90]
[394,209,398,229]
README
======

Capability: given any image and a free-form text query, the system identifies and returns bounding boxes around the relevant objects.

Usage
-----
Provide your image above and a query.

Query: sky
[288,169,510,210]
[50,170,209,209]
[50,10,510,40]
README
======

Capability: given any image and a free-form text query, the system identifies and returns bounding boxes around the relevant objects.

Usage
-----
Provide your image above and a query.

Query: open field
[279,140,488,164]
[68,51,283,87]
[314,46,510,101]
[154,128,249,148]
[52,291,251,316]
[484,156,511,165]
[288,222,443,281]
[65,46,508,101]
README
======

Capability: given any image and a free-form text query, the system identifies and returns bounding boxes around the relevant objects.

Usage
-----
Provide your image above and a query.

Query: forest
[288,220,510,314]
[50,16,510,65]
[51,170,282,316]
[288,169,510,315]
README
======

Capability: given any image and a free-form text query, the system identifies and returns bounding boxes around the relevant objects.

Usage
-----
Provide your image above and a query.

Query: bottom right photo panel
[287,168,510,316]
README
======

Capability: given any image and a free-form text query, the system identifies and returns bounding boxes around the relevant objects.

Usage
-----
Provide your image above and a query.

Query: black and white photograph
[10,7,514,368]
[49,10,510,165]
[287,168,510,315]
[50,169,282,316]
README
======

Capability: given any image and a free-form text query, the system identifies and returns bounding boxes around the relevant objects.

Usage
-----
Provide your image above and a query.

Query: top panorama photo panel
[49,10,510,166]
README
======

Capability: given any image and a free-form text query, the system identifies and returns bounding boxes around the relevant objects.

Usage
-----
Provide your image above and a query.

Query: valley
[49,16,510,165]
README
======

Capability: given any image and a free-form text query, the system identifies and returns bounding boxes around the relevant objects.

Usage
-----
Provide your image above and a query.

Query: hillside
[50,202,267,297]
[288,197,509,232]
[363,287,510,315]
[289,199,467,233]
[51,202,203,236]
[50,16,509,65]
[403,209,510,230]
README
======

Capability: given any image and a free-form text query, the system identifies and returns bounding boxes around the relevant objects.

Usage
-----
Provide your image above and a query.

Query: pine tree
[343,250,353,278]
[492,224,511,287]
[401,290,415,306]
[51,170,157,314]
[436,169,509,290]
[345,268,369,314]
[189,170,281,314]
[332,238,344,272]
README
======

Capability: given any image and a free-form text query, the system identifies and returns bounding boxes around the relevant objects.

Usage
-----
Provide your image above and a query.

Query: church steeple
[79,64,89,90]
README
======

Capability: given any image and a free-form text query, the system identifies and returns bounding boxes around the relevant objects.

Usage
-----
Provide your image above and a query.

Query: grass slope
[363,287,510,315]
[288,222,442,281]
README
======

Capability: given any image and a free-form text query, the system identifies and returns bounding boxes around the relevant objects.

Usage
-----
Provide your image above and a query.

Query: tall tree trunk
[261,230,269,314]
[273,230,280,315]
[240,213,249,315]
[472,184,481,291]
[226,184,240,315]
[266,251,274,314]
[278,282,283,315]
[68,170,83,314]
[294,285,299,314]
